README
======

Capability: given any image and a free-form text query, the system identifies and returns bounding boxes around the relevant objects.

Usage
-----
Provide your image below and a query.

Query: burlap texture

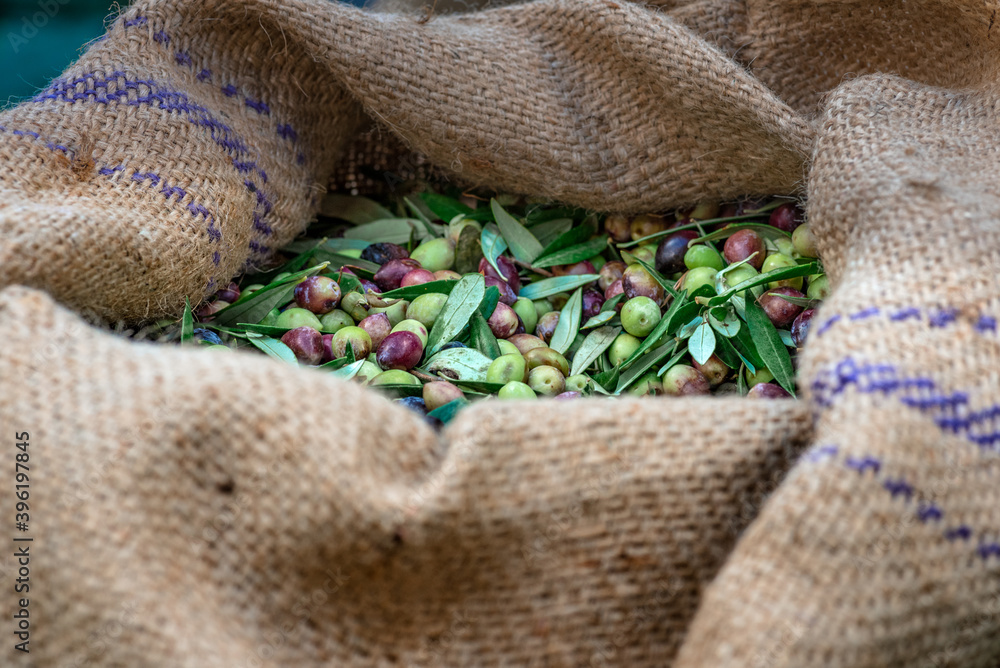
[0,0,999,666]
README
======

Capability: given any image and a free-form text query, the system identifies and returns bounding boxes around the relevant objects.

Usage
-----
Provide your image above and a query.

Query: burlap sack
[0,0,998,666]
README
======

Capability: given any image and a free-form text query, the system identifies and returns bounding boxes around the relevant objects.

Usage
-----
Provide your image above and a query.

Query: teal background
[1,0,113,106]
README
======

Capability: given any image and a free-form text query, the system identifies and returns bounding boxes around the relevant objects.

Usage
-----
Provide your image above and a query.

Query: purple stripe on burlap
[801,444,997,561]
[818,305,997,338]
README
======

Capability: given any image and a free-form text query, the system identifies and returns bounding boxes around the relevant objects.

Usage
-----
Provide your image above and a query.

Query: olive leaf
[745,298,796,395]
[423,347,493,382]
[319,194,394,224]
[570,326,621,376]
[420,192,473,222]
[654,346,690,378]
[706,261,819,307]
[329,359,366,381]
[689,322,717,365]
[247,335,297,365]
[426,398,470,424]
[518,274,600,300]
[469,311,502,360]
[778,329,795,348]
[600,293,625,313]
[635,259,680,300]
[581,311,617,329]
[425,274,487,355]
[550,288,583,355]
[491,199,544,264]
[180,298,194,344]
[532,237,608,269]
[380,280,458,299]
[404,197,446,238]
[343,218,428,244]
[677,316,703,340]
[530,218,575,248]
[708,306,741,338]
[614,342,677,394]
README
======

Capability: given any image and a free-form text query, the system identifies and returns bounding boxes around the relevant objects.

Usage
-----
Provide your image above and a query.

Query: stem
[513,258,553,277]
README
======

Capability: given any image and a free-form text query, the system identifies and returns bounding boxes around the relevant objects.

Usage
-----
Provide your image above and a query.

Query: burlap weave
[0,0,999,666]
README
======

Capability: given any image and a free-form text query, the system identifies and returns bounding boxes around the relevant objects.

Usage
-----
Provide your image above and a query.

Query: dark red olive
[582,287,605,319]
[376,331,424,370]
[478,256,521,293]
[791,308,816,348]
[747,382,792,399]
[484,276,518,306]
[722,229,766,270]
[758,287,805,329]
[280,326,324,365]
[373,258,421,292]
[768,203,804,233]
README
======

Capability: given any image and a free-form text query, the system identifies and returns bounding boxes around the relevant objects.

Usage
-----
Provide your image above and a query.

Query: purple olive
[321,333,337,363]
[360,279,381,295]
[598,261,627,291]
[374,258,422,292]
[553,260,596,277]
[478,256,521,293]
[582,287,605,320]
[376,331,424,370]
[604,279,624,304]
[622,264,665,304]
[361,242,409,265]
[488,302,520,339]
[791,308,816,347]
[535,311,561,343]
[294,276,343,315]
[758,287,805,329]
[215,282,241,303]
[280,326,324,365]
[722,229,766,270]
[655,230,699,276]
[768,203,804,233]
[400,269,436,287]
[485,276,518,306]
[358,312,392,348]
[554,391,581,400]
[747,382,792,399]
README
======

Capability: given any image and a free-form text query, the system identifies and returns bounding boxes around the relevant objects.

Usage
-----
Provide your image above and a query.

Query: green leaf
[570,326,621,376]
[729,320,764,373]
[476,286,502,321]
[581,311,617,329]
[426,398,470,424]
[778,329,795,348]
[708,306,741,338]
[518,274,600,300]
[615,342,677,394]
[319,194,394,224]
[425,274,487,355]
[420,192,474,222]
[706,262,820,307]
[690,222,792,245]
[736,363,749,396]
[180,298,194,343]
[380,280,458,299]
[635,258,680,300]
[532,237,608,269]
[247,336,298,365]
[451,380,506,394]
[423,347,493,382]
[469,311,502,360]
[404,197,445,238]
[745,299,796,395]
[455,224,484,274]
[592,364,621,393]
[549,288,583,355]
[343,218,428,244]
[480,224,509,280]
[530,218,575,248]
[597,294,621,314]
[713,335,743,372]
[491,199,544,263]
[329,359,366,380]
[677,317,703,340]
[533,216,596,256]
[689,322,717,365]
[213,264,326,327]
[655,346,690,377]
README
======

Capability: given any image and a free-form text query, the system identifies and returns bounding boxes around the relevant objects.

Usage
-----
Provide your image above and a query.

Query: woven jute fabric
[1,0,999,666]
